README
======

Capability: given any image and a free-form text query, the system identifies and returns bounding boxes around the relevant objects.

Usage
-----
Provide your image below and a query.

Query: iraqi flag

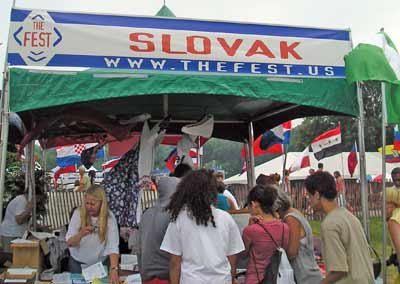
[56,143,104,168]
[347,142,358,177]
[241,121,291,158]
[310,125,342,161]
[289,146,311,173]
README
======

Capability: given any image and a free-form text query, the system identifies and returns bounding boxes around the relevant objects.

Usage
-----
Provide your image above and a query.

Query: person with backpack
[305,171,374,284]
[242,184,291,284]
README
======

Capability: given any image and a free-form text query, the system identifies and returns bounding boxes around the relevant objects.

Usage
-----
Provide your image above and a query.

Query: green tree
[290,81,391,152]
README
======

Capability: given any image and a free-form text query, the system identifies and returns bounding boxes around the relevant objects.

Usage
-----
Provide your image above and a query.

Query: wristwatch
[110,266,119,272]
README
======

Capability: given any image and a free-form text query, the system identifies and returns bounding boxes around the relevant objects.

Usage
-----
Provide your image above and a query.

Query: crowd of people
[0,163,389,284]
[136,167,374,284]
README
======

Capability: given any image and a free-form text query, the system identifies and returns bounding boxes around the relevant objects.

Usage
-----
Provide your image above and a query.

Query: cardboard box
[10,242,42,270]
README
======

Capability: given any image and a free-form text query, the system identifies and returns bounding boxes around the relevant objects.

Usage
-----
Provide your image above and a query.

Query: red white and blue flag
[289,146,311,173]
[53,164,76,182]
[347,141,358,177]
[102,158,120,171]
[310,125,342,161]
[241,121,291,157]
[56,143,104,168]
[394,125,400,151]
[165,148,198,172]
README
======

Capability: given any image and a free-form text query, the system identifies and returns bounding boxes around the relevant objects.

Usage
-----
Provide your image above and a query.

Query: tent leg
[196,137,201,169]
[243,141,251,188]
[248,122,256,188]
[26,141,37,231]
[381,82,388,284]
[0,72,10,222]
[357,83,370,239]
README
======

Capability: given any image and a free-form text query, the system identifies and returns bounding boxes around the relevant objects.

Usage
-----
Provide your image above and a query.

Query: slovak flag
[53,165,77,182]
[310,125,342,161]
[289,146,311,173]
[394,125,400,150]
[56,143,104,168]
[165,148,197,172]
[241,121,291,158]
[347,142,358,177]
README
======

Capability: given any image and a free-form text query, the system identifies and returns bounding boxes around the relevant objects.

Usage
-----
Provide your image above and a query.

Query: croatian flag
[56,143,104,168]
[310,125,342,161]
[347,141,358,177]
[394,125,400,150]
[289,146,311,173]
[241,121,291,157]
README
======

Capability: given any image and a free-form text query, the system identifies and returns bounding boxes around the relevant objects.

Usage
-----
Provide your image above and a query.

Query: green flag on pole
[345,32,400,124]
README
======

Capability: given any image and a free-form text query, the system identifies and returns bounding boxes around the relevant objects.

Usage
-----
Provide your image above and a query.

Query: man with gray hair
[274,190,322,284]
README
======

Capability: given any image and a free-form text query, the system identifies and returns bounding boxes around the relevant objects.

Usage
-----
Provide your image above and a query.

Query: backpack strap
[256,223,283,249]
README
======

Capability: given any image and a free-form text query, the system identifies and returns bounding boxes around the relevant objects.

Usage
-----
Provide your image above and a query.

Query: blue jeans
[68,257,109,273]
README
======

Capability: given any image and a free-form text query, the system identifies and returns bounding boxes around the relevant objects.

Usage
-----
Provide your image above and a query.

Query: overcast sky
[0,0,399,81]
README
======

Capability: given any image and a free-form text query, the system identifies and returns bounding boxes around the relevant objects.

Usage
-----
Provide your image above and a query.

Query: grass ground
[310,217,397,283]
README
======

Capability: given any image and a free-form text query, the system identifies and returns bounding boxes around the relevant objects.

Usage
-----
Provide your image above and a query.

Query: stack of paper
[120,254,138,271]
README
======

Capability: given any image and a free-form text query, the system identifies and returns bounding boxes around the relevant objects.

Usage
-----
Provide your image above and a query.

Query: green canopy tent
[9,68,357,142]
[0,7,368,232]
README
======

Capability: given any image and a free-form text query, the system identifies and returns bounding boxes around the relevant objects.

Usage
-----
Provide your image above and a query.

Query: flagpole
[381,82,388,284]
[356,82,370,239]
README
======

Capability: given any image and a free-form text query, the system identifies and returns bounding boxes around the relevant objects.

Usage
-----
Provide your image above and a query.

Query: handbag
[251,223,295,284]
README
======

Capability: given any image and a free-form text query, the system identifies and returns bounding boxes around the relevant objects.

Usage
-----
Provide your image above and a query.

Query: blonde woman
[66,185,120,284]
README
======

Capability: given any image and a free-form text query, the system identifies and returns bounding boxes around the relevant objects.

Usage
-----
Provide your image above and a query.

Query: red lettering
[162,34,186,54]
[31,32,38,47]
[38,32,51,47]
[217,38,243,56]
[280,41,302,60]
[187,36,211,55]
[23,32,31,47]
[129,33,155,52]
[245,40,275,58]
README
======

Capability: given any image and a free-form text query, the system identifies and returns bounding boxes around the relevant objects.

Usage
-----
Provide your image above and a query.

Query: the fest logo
[12,11,62,66]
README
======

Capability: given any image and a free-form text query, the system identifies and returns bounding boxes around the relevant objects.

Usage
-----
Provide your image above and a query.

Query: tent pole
[0,71,10,222]
[356,82,370,239]
[381,82,388,284]
[282,144,288,192]
[42,149,47,192]
[30,142,37,231]
[163,95,168,117]
[243,140,251,188]
[248,122,256,188]
[197,137,201,169]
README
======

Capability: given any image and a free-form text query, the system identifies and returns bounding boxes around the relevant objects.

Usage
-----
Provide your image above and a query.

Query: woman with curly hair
[160,169,244,284]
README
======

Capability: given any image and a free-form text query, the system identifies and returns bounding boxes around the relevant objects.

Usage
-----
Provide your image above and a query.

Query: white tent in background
[225,152,399,185]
